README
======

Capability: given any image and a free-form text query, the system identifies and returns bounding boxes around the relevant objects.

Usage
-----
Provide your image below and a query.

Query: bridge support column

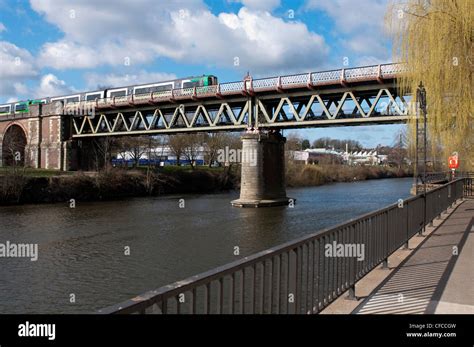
[0,134,3,167]
[62,140,78,171]
[39,115,64,170]
[25,118,41,168]
[231,131,291,208]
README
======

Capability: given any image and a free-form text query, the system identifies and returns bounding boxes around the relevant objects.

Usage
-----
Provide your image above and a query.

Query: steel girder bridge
[66,63,410,138]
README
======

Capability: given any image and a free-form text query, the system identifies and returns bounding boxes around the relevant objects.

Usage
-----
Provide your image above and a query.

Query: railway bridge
[0,63,410,206]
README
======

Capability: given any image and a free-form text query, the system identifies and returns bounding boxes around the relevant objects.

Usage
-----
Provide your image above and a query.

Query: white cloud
[38,41,100,69]
[0,40,38,99]
[236,0,281,11]
[0,22,6,32]
[0,40,77,101]
[84,71,177,90]
[0,41,37,79]
[174,8,328,73]
[34,73,74,98]
[31,0,329,74]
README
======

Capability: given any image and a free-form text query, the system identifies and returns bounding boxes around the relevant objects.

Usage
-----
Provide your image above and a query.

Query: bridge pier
[231,131,291,208]
[26,118,41,168]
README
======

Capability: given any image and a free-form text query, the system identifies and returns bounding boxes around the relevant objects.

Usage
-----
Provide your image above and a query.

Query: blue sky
[0,0,404,147]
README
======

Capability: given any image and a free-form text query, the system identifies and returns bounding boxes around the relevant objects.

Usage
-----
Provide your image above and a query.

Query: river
[0,177,412,313]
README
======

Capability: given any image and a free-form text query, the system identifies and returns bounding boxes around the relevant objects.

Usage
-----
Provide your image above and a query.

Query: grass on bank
[0,167,74,178]
[119,164,228,174]
[0,165,226,177]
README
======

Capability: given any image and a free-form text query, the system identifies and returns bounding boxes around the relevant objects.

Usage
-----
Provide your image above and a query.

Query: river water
[0,177,412,313]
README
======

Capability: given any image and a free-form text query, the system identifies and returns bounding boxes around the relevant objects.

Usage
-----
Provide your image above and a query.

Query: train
[0,74,219,115]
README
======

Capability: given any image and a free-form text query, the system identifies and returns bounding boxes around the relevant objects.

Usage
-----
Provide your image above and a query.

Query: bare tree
[182,133,204,170]
[168,134,188,166]
[122,137,149,168]
[0,125,29,203]
[204,133,228,167]
[153,135,168,164]
[92,137,116,172]
[286,132,303,151]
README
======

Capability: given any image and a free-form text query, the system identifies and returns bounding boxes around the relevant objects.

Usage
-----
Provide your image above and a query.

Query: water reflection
[0,178,412,313]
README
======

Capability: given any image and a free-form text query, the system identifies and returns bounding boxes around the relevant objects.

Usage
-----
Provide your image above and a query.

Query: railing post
[346,285,356,300]
[404,201,410,249]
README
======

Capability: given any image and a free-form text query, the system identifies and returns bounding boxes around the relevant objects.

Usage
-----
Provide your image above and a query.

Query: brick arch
[1,123,28,166]
[0,120,30,141]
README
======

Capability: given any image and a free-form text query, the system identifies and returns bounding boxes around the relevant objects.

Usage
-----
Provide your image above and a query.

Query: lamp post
[416,82,427,234]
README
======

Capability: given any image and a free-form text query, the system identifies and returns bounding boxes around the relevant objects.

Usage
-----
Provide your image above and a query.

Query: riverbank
[0,164,411,205]
[0,167,237,205]
[286,163,411,187]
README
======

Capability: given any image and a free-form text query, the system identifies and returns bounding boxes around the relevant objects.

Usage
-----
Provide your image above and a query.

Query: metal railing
[98,178,469,314]
[463,177,473,197]
[422,171,449,183]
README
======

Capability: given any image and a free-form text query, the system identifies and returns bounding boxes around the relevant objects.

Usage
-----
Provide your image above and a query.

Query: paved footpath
[353,199,474,314]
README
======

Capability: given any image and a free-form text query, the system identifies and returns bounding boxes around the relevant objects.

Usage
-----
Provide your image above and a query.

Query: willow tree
[386,0,473,170]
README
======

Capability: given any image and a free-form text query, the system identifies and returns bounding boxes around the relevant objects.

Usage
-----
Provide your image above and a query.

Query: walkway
[353,199,474,314]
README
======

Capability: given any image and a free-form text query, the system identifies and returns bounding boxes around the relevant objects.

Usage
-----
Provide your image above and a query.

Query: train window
[109,90,127,98]
[151,84,172,93]
[0,105,11,113]
[86,93,102,101]
[134,84,172,95]
[182,80,200,88]
[65,96,80,104]
[30,99,45,105]
[15,103,28,112]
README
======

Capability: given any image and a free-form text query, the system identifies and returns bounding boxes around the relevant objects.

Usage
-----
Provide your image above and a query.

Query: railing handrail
[98,177,469,314]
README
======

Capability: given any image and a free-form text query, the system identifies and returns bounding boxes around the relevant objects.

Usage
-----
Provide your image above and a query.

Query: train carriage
[1,75,218,115]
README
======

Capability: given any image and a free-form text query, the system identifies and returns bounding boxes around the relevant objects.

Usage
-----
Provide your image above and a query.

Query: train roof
[6,74,218,104]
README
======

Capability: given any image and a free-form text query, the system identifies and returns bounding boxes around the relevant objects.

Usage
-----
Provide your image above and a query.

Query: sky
[0,0,405,148]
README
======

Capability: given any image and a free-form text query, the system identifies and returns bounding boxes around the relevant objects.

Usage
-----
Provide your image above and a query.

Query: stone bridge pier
[231,130,291,208]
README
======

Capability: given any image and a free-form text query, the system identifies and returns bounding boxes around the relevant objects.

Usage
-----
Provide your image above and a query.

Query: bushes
[0,167,238,205]
[0,170,27,205]
[286,163,410,187]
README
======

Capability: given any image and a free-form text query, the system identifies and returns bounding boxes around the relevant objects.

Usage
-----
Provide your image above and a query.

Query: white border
[85,91,104,100]
[0,104,12,113]
[14,102,28,113]
[63,94,81,104]
[133,82,173,94]
[180,79,192,88]
[107,88,128,98]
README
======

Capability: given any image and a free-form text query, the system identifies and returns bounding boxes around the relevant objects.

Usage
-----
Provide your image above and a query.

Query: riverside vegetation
[0,163,411,205]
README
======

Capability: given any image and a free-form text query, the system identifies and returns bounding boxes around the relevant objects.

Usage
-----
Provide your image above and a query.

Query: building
[343,150,387,165]
[288,148,388,166]
[113,145,206,166]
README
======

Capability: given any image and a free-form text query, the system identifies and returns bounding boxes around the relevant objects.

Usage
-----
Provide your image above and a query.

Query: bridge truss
[65,63,411,137]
